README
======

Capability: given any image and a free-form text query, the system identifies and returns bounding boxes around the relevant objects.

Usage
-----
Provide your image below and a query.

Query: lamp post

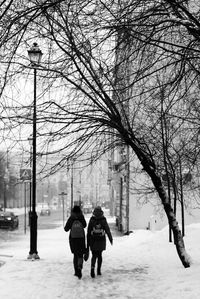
[59,191,67,227]
[3,168,9,211]
[27,43,43,260]
[71,160,74,211]
[28,136,32,226]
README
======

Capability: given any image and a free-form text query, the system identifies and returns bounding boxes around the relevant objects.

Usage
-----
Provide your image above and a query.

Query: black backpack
[71,220,85,238]
[91,221,105,238]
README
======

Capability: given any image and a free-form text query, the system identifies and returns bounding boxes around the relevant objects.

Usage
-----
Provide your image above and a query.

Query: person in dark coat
[87,206,113,278]
[64,205,87,279]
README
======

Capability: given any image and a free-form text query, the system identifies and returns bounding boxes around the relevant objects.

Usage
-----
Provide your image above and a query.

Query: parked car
[0,211,19,229]
[40,206,51,216]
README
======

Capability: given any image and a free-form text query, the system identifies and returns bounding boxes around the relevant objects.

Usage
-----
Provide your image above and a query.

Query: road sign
[20,168,31,181]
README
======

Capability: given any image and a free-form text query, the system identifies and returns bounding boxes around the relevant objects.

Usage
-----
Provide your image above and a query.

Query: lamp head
[28,42,43,66]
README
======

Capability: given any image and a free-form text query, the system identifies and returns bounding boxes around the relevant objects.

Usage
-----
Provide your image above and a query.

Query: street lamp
[58,191,67,227]
[27,43,43,260]
[3,168,9,212]
[28,136,32,227]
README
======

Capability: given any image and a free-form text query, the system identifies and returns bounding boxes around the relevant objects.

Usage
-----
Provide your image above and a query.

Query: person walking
[87,206,113,278]
[64,205,87,279]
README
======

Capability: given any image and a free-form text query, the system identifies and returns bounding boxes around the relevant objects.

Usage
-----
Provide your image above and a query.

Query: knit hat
[93,206,104,218]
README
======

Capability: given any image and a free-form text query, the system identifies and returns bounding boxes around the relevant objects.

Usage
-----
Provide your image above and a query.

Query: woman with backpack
[86,206,113,278]
[64,205,87,279]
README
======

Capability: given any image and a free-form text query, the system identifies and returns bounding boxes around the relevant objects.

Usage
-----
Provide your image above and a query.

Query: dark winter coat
[64,212,87,255]
[87,215,113,252]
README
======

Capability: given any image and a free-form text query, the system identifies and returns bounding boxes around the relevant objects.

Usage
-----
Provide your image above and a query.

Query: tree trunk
[164,202,189,267]
[142,159,190,268]
[179,158,185,237]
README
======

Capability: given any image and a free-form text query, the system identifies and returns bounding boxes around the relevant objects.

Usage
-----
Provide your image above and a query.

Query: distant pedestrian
[64,205,87,279]
[87,206,113,278]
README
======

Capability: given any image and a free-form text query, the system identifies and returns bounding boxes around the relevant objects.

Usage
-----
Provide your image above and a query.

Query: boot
[97,257,102,275]
[77,267,82,279]
[74,268,78,277]
[91,267,95,278]
[97,267,101,275]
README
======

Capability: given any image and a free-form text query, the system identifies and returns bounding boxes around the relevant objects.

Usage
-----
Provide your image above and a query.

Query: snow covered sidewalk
[0,218,200,299]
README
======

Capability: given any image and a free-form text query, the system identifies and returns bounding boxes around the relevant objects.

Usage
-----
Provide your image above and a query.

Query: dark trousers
[91,250,102,270]
[73,254,83,272]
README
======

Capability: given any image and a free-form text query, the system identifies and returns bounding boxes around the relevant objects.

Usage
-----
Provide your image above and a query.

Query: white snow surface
[0,214,200,299]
